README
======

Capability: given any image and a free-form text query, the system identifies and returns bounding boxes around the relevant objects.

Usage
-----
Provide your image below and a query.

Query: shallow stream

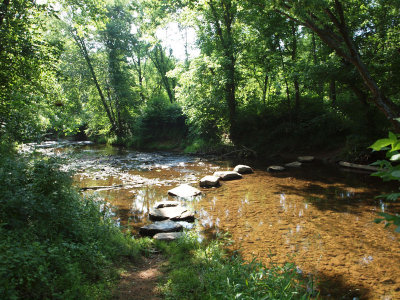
[23,141,400,299]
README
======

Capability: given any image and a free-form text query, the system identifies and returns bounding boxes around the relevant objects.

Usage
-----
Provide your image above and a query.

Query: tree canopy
[0,0,398,156]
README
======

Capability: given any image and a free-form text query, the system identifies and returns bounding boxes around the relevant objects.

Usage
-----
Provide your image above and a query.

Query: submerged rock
[139,220,183,237]
[168,184,202,198]
[297,156,314,162]
[285,161,302,168]
[267,165,285,172]
[233,165,253,174]
[199,175,220,188]
[213,171,242,181]
[153,232,185,241]
[149,206,195,222]
[154,201,180,209]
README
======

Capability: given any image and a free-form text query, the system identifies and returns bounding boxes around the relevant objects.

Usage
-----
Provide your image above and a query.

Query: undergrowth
[156,232,316,299]
[0,150,145,299]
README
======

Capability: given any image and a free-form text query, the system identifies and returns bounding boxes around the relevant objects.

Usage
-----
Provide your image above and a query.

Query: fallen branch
[338,161,379,172]
[80,184,124,191]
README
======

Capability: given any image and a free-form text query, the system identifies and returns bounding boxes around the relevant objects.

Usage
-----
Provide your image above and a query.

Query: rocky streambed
[22,141,400,299]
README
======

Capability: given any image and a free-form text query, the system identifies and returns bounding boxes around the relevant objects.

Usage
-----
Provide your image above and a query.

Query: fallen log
[338,161,380,172]
[80,184,124,191]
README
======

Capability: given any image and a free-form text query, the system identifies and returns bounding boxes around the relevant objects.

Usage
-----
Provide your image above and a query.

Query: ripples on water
[21,141,400,299]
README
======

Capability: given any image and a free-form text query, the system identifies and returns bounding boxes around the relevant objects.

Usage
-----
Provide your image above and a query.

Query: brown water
[25,141,400,299]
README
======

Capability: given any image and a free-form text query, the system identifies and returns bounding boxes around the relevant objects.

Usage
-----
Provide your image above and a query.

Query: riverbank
[0,147,314,299]
[10,141,400,299]
[113,234,316,300]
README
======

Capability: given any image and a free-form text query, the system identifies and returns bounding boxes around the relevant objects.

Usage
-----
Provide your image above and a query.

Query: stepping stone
[154,201,180,209]
[267,165,285,172]
[297,156,314,162]
[285,161,302,168]
[168,184,202,198]
[200,175,220,188]
[139,220,183,237]
[213,171,242,181]
[233,165,253,174]
[153,232,185,241]
[149,206,195,222]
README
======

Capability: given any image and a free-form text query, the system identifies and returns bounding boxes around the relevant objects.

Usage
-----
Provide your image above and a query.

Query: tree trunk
[277,42,291,108]
[0,0,10,27]
[277,0,400,131]
[151,45,175,103]
[262,72,269,106]
[209,0,238,143]
[72,31,117,133]
[291,22,300,112]
[329,79,336,105]
[226,52,237,143]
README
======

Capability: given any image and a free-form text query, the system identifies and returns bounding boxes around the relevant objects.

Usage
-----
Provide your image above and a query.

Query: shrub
[370,132,400,233]
[132,95,187,149]
[0,151,141,299]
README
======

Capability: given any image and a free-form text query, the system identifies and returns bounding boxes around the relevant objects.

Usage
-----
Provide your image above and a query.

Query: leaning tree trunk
[277,0,400,131]
[72,31,117,133]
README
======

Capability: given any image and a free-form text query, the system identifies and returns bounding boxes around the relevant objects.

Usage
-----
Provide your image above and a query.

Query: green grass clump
[158,233,316,300]
[0,151,143,299]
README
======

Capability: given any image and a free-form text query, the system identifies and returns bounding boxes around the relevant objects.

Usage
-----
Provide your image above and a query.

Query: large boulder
[233,165,253,174]
[267,165,285,172]
[153,232,185,241]
[139,220,183,237]
[297,156,314,162]
[213,171,242,181]
[168,184,202,198]
[149,206,195,222]
[199,175,220,188]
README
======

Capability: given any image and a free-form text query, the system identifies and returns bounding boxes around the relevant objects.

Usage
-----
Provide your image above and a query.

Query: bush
[0,151,141,299]
[370,132,400,233]
[132,95,187,149]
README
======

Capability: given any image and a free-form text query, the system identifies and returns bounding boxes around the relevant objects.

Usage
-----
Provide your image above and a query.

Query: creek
[23,141,400,299]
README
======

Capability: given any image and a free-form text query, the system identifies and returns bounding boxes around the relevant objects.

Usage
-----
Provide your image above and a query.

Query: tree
[274,0,400,131]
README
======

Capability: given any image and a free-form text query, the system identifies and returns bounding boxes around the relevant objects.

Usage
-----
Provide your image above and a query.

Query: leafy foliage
[0,151,142,299]
[369,132,400,232]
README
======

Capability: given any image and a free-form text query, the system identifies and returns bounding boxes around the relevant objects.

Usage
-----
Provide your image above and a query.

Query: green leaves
[374,212,400,233]
[370,133,400,235]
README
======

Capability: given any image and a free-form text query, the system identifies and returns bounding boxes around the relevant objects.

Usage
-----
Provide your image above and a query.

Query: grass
[155,232,316,300]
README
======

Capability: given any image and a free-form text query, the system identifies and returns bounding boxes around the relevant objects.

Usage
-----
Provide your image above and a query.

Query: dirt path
[113,254,166,300]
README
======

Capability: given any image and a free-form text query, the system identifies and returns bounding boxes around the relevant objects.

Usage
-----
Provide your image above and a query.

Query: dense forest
[1,0,400,299]
[1,0,399,158]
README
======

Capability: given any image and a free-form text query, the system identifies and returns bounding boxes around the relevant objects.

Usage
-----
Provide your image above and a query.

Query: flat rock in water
[153,232,185,241]
[168,184,202,198]
[297,156,314,162]
[233,165,253,174]
[149,206,195,222]
[199,175,220,188]
[285,161,302,168]
[213,171,242,181]
[154,201,180,209]
[139,220,183,237]
[267,165,285,172]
